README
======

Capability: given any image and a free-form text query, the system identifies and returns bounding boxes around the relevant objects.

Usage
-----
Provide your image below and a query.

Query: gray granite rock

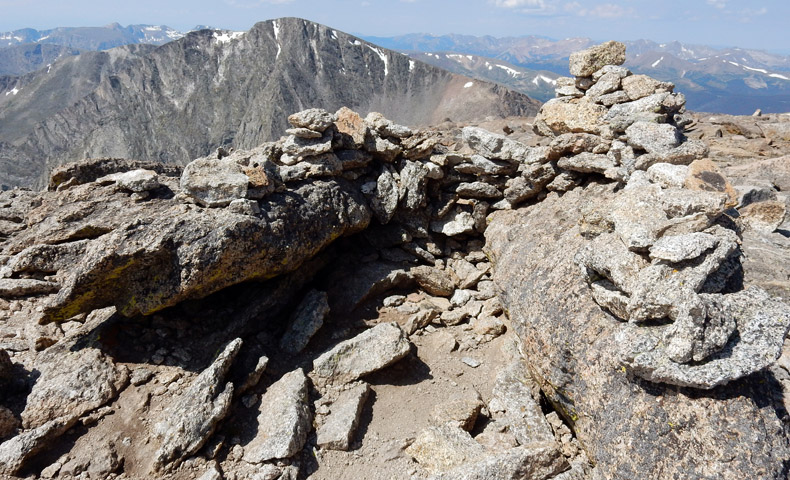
[431,209,476,236]
[486,184,790,478]
[649,232,718,263]
[461,127,529,161]
[568,41,626,77]
[287,108,336,132]
[316,382,370,451]
[456,182,502,200]
[625,121,681,154]
[243,369,312,463]
[22,341,129,429]
[429,444,568,480]
[153,338,241,470]
[645,163,688,188]
[180,157,248,207]
[455,155,516,176]
[312,322,411,388]
[619,288,790,388]
[0,416,78,476]
[585,72,621,99]
[279,290,330,354]
[621,74,673,101]
[0,278,59,297]
[98,169,160,192]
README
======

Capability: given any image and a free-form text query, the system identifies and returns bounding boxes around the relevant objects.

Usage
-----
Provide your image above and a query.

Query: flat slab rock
[243,369,312,463]
[316,382,371,451]
[0,416,78,476]
[21,341,129,430]
[485,183,790,479]
[312,322,411,388]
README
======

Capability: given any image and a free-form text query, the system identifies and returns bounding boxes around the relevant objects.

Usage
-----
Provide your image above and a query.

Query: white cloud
[563,2,633,18]
[223,0,294,7]
[706,0,726,9]
[490,0,556,14]
[492,0,544,7]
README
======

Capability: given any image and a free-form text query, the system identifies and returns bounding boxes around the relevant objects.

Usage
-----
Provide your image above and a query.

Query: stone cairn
[0,40,787,478]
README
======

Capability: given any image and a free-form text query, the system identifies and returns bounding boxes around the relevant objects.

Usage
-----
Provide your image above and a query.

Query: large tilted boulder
[485,184,790,479]
[32,179,370,322]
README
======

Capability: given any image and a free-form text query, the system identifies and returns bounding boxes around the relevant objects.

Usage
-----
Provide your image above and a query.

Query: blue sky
[1,0,788,53]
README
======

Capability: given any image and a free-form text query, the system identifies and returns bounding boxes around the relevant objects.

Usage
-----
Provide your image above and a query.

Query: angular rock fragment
[22,342,129,429]
[738,200,786,233]
[625,121,681,154]
[406,424,485,473]
[429,395,483,432]
[365,112,412,138]
[461,127,529,161]
[180,157,249,207]
[429,444,568,480]
[279,289,329,354]
[0,416,78,476]
[584,72,621,99]
[316,382,370,451]
[243,369,312,463]
[456,182,502,199]
[649,232,718,263]
[153,338,241,470]
[488,346,557,447]
[278,153,342,183]
[97,169,160,192]
[282,132,333,158]
[455,155,515,176]
[557,153,615,176]
[288,108,336,132]
[312,322,411,388]
[0,278,59,297]
[621,74,673,101]
[534,99,607,136]
[568,41,626,77]
[645,163,688,188]
[399,160,429,210]
[430,209,476,237]
[604,93,671,132]
[363,166,399,223]
[411,266,456,297]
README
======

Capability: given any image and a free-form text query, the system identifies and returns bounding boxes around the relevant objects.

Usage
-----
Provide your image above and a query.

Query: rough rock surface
[21,340,128,429]
[243,369,312,463]
[316,382,371,451]
[279,289,330,354]
[153,338,241,471]
[568,41,627,77]
[486,184,790,479]
[312,322,411,388]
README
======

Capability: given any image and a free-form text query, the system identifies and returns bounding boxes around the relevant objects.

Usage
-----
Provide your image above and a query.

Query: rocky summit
[0,40,789,480]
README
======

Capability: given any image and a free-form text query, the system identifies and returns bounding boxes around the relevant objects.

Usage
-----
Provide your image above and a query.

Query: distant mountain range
[364,34,790,114]
[3,23,788,115]
[0,23,184,50]
[0,19,538,189]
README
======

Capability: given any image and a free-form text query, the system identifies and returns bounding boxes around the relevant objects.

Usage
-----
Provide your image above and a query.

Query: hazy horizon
[0,0,788,54]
